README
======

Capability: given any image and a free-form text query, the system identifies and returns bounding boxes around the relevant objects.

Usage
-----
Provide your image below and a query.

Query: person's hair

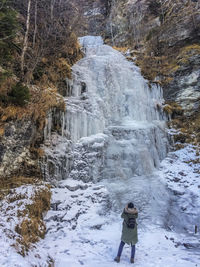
[128,202,134,209]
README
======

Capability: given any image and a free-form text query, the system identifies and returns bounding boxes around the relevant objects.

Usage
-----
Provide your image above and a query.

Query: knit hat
[128,202,134,209]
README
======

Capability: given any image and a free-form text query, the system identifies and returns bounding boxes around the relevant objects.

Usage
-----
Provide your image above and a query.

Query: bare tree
[21,0,31,77]
[50,0,55,20]
[12,0,81,83]
[33,0,37,48]
[129,1,143,47]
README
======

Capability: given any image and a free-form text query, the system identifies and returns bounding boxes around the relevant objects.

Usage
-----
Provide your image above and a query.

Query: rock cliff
[72,0,200,115]
[0,86,65,179]
[74,0,200,144]
[1,0,199,180]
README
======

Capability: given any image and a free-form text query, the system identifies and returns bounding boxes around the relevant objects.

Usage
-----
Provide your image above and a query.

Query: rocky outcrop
[72,0,109,37]
[69,0,200,147]
[0,120,39,178]
[102,0,200,116]
[1,0,199,180]
[165,50,200,114]
[0,87,65,179]
[72,0,200,115]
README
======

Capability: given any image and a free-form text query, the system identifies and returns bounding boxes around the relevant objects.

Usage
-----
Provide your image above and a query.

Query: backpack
[126,217,136,229]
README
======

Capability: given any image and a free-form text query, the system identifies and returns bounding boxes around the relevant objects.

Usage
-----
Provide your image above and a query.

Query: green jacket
[121,207,138,245]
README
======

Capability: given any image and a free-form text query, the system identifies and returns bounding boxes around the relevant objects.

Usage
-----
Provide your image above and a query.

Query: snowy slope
[1,145,199,267]
[1,36,199,267]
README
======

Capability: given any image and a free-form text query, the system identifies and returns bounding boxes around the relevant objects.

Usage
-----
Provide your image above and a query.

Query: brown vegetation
[135,43,200,86]
[169,106,200,148]
[112,46,130,53]
[163,102,183,118]
[0,0,82,119]
[0,176,37,190]
[10,0,83,84]
[122,0,200,86]
[0,176,51,256]
[0,85,65,129]
[15,186,51,256]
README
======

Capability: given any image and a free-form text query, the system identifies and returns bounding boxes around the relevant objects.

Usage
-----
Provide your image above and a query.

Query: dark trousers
[117,241,135,258]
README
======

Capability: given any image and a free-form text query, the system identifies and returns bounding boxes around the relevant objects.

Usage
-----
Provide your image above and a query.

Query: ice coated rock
[43,36,169,181]
[64,37,167,142]
[78,35,104,47]
[36,37,199,267]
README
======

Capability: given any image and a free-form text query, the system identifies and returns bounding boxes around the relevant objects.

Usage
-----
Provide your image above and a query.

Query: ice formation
[2,36,199,267]
[48,36,167,182]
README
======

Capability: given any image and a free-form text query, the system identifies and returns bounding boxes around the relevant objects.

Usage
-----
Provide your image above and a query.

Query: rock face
[104,0,200,48]
[0,107,64,179]
[107,0,200,114]
[72,0,109,37]
[0,120,39,178]
[75,0,200,115]
[41,36,169,182]
[165,53,200,114]
[1,0,199,180]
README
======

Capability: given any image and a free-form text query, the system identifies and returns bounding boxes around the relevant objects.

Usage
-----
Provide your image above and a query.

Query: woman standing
[114,202,138,264]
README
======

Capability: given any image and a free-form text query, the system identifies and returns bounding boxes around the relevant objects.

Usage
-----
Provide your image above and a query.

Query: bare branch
[21,0,31,75]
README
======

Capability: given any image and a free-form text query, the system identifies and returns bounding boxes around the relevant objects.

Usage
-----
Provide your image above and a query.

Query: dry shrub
[15,218,46,246]
[0,68,16,96]
[14,183,51,256]
[112,46,130,53]
[170,106,200,146]
[180,44,200,54]
[29,147,45,159]
[28,187,51,218]
[39,57,73,91]
[31,87,65,131]
[0,176,51,256]
[135,53,181,85]
[0,86,65,130]
[0,126,5,136]
[35,34,82,85]
[136,43,200,85]
[0,176,35,201]
[163,102,183,117]
[0,36,81,128]
[177,44,200,66]
[0,176,36,190]
[0,105,26,122]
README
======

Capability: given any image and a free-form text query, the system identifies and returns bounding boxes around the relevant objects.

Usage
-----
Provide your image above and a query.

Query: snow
[42,35,168,181]
[0,183,50,267]
[1,145,199,266]
[78,36,104,47]
[63,36,166,142]
[39,146,200,267]
[158,145,200,235]
[1,36,199,266]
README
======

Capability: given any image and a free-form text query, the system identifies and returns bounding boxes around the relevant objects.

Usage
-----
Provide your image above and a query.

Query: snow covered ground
[0,145,199,267]
[0,37,199,266]
[0,183,51,266]
[37,144,200,267]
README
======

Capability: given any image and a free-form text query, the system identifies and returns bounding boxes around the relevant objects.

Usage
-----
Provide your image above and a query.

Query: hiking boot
[130,257,134,263]
[114,256,120,263]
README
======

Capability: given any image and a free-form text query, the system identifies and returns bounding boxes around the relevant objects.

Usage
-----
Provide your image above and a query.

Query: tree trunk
[21,0,31,77]
[33,0,38,48]
[51,0,55,20]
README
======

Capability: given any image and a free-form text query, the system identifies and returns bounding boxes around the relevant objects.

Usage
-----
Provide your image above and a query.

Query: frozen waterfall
[43,36,169,183]
[39,37,200,263]
[64,36,167,142]
[58,36,168,184]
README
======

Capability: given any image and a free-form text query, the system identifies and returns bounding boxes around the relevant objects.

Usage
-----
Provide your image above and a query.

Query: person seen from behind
[114,202,138,264]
